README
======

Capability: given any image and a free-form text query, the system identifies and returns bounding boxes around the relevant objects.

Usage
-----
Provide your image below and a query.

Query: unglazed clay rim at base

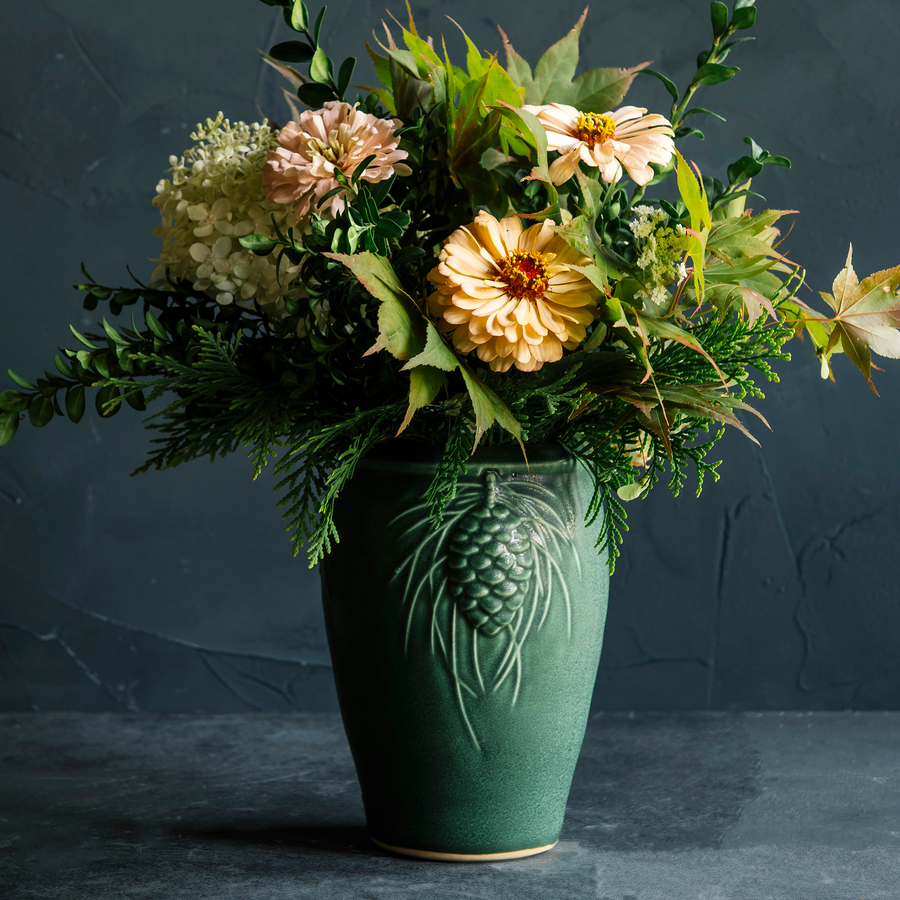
[370,836,558,862]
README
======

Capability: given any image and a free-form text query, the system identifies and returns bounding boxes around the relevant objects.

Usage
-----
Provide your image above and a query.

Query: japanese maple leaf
[820,245,900,392]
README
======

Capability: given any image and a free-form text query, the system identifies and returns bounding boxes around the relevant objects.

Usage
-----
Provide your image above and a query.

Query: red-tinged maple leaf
[819,245,900,393]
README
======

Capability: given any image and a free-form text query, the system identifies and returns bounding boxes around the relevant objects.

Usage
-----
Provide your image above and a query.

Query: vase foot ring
[370,836,558,862]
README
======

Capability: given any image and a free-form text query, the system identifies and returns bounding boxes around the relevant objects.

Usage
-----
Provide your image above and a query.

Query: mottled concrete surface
[4,0,900,713]
[1,712,898,898]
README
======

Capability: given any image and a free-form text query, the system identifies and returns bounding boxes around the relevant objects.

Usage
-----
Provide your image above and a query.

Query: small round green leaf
[694,63,740,86]
[95,385,121,418]
[27,395,55,428]
[0,410,19,446]
[0,390,30,412]
[309,47,334,85]
[732,6,757,29]
[710,1,729,37]
[238,234,278,255]
[297,82,335,107]
[269,40,314,63]
[124,389,146,412]
[290,0,309,32]
[65,384,86,423]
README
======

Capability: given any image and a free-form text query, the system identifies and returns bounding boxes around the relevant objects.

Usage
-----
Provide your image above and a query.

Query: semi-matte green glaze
[321,442,609,859]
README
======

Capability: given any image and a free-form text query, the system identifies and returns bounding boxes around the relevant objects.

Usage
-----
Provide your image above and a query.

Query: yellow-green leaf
[459,365,524,452]
[675,150,711,233]
[819,245,900,391]
[324,252,425,360]
[397,366,445,435]
[401,322,459,372]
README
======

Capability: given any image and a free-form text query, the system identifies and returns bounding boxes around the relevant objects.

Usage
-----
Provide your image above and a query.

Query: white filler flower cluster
[152,114,303,318]
[628,205,689,306]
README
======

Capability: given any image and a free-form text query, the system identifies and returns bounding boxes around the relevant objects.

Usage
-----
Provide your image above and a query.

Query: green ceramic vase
[320,441,609,861]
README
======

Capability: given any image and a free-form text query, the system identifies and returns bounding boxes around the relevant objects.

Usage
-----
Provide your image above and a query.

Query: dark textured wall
[2,0,898,713]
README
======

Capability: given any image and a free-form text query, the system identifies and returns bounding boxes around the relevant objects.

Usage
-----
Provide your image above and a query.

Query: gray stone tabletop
[1,712,898,899]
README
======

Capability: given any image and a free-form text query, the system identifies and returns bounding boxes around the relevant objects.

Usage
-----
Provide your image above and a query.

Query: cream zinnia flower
[427,212,601,373]
[523,103,675,187]
[262,101,411,221]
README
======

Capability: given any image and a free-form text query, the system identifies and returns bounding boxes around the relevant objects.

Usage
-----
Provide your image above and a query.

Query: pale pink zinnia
[523,103,675,187]
[262,101,411,220]
[427,212,600,373]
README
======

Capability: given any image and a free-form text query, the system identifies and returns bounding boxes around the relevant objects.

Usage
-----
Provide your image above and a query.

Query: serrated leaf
[401,322,459,371]
[499,25,535,92]
[324,251,424,360]
[566,61,651,113]
[65,384,86,423]
[366,41,394,91]
[458,364,524,452]
[0,410,19,445]
[635,311,727,385]
[819,245,900,391]
[514,9,587,105]
[397,366,445,435]
[448,68,502,206]
[676,150,711,232]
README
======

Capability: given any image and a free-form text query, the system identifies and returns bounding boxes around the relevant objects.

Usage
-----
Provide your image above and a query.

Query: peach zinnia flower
[262,101,411,220]
[523,103,675,187]
[427,212,600,373]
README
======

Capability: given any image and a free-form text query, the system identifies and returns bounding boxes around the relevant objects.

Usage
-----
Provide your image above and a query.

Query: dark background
[1,0,898,713]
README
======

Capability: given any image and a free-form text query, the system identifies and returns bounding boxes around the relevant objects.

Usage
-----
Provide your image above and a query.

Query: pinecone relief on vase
[391,466,581,749]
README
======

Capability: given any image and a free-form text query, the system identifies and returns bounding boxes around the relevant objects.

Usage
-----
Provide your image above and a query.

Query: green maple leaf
[500,11,648,111]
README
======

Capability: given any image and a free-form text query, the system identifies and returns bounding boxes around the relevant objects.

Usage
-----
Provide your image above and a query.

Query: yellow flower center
[499,250,551,301]
[574,112,617,145]
[307,132,347,163]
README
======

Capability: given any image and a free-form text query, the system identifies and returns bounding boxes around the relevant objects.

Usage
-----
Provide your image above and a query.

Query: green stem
[670,25,737,127]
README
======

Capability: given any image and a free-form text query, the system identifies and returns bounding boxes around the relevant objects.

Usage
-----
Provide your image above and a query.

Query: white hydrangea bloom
[152,113,306,322]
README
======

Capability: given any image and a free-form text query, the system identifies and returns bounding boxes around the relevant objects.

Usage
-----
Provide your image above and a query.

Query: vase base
[370,835,558,862]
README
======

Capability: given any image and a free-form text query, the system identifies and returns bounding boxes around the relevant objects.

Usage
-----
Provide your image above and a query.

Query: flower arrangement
[3,0,900,575]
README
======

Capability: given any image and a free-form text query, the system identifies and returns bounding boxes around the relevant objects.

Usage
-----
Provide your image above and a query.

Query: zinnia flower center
[498,250,551,301]
[574,112,617,145]
[307,132,348,164]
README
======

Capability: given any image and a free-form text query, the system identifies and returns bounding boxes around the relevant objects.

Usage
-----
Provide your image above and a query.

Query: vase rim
[358,440,578,474]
